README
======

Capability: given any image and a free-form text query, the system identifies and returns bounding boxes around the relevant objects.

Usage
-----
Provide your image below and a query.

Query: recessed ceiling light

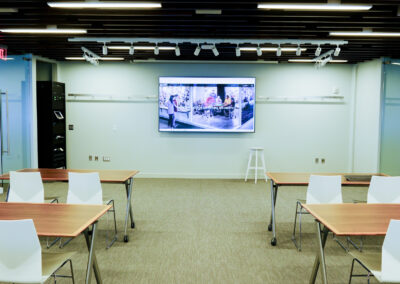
[48,2,161,9]
[391,62,400,66]
[0,8,18,13]
[330,31,400,37]
[240,47,307,52]
[257,4,372,11]
[65,57,124,60]
[0,28,87,34]
[288,59,348,63]
[195,9,222,15]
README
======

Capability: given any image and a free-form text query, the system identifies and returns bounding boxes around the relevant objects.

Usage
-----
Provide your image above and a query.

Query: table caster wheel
[124,235,129,242]
[131,222,135,228]
[271,238,277,246]
[268,224,272,231]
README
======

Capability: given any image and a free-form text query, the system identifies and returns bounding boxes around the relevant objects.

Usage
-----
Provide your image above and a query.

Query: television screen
[159,77,255,132]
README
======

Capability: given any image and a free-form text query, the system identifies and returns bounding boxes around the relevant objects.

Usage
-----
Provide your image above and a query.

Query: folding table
[0,202,111,284]
[0,168,139,242]
[303,203,400,284]
[266,172,385,246]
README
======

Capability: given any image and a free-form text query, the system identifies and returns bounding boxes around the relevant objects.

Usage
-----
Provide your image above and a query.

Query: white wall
[59,62,356,178]
[352,59,383,172]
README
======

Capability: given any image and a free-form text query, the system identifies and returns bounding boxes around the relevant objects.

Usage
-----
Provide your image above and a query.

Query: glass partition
[0,55,32,178]
[380,61,400,175]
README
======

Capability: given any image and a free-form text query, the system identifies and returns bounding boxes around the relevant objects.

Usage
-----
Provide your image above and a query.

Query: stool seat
[245,148,268,184]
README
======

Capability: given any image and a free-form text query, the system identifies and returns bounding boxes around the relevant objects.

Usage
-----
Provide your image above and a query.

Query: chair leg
[348,258,355,284]
[106,199,118,249]
[292,201,303,251]
[51,259,75,283]
[69,259,75,284]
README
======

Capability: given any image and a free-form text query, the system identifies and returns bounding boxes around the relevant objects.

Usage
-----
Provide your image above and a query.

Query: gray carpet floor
[1,179,384,283]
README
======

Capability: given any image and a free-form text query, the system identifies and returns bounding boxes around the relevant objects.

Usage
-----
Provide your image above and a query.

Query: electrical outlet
[68,124,74,130]
[95,156,98,161]
[89,155,92,161]
[103,156,111,162]
[315,158,319,163]
[321,158,325,164]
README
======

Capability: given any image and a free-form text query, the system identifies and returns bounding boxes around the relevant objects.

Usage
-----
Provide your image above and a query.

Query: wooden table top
[266,172,386,186]
[302,203,400,236]
[0,202,111,237]
[0,168,139,183]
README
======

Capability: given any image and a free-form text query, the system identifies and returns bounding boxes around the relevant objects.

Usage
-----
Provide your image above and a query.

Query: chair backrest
[67,172,103,205]
[367,176,400,204]
[8,171,44,203]
[0,219,42,283]
[306,175,342,204]
[381,219,400,282]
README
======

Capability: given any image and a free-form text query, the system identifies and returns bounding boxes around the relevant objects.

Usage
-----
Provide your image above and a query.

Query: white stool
[245,147,268,184]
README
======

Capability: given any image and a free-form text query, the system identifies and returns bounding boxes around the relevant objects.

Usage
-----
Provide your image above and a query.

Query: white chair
[8,171,60,248]
[368,176,400,204]
[62,172,117,249]
[349,176,400,251]
[292,175,342,251]
[8,171,45,203]
[245,147,268,184]
[348,219,400,283]
[0,219,75,283]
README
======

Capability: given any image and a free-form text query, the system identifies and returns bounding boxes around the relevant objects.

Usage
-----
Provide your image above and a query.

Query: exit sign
[0,47,7,60]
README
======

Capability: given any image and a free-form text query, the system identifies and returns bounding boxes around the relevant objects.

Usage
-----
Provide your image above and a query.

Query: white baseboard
[135,172,269,180]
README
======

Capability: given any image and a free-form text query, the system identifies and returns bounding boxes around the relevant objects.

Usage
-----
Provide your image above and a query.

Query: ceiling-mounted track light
[257,45,262,56]
[194,44,201,56]
[315,45,321,56]
[334,45,341,56]
[276,44,282,56]
[154,45,159,55]
[175,44,180,56]
[102,43,108,55]
[212,45,219,56]
[236,45,241,57]
[129,44,134,55]
[296,45,302,56]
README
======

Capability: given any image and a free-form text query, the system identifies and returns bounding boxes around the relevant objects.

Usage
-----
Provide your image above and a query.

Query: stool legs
[245,150,253,182]
[245,149,267,183]
[255,150,258,184]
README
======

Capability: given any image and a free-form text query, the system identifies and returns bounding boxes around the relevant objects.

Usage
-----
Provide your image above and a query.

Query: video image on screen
[159,77,255,132]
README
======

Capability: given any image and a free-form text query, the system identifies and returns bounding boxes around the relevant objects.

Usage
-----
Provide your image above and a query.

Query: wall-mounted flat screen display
[159,77,255,132]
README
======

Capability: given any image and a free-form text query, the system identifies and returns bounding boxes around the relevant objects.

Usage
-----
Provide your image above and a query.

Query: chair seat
[350,250,381,274]
[42,251,75,281]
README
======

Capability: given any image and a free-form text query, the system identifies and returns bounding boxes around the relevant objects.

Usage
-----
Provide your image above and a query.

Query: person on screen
[172,95,178,127]
[216,95,222,105]
[223,95,232,107]
[166,95,176,128]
